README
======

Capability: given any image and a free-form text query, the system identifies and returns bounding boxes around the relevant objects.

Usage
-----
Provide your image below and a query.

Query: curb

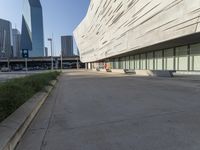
[0,80,57,150]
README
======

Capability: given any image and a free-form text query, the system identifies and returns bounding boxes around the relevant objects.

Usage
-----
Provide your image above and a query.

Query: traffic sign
[22,49,29,58]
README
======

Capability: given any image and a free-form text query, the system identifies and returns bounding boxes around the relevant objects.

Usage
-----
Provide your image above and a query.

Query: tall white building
[74,0,200,72]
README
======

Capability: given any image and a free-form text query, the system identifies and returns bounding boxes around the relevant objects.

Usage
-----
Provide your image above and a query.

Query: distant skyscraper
[12,29,21,58]
[45,47,48,57]
[61,36,74,57]
[21,0,44,57]
[0,18,12,58]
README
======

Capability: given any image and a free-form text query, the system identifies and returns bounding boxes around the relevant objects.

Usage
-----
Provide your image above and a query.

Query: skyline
[0,0,90,56]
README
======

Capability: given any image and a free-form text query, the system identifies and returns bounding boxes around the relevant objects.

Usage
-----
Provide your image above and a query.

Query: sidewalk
[16,71,200,150]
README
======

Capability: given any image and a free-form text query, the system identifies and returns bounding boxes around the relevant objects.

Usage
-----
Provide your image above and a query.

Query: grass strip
[0,71,60,122]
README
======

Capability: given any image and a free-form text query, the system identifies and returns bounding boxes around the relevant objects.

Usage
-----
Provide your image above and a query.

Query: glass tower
[12,29,21,58]
[21,0,44,57]
[61,36,74,57]
[0,18,12,58]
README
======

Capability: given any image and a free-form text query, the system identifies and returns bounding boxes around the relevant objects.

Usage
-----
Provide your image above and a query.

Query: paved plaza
[16,71,200,150]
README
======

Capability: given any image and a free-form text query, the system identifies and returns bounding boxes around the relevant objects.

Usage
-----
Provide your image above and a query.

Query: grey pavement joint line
[39,79,62,150]
[59,109,186,132]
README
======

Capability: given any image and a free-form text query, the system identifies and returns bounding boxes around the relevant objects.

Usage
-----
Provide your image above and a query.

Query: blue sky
[0,0,90,56]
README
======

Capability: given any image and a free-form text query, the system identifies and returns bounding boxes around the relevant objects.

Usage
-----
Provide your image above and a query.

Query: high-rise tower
[61,36,74,57]
[21,0,44,57]
[0,18,12,58]
[12,29,21,58]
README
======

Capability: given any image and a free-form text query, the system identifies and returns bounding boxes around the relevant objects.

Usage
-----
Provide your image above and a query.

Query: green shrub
[0,71,60,122]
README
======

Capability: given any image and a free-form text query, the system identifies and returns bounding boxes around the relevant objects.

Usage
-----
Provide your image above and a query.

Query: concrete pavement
[16,71,200,150]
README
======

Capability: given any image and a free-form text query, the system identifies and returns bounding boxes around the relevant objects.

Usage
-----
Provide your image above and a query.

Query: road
[16,71,200,150]
[0,72,27,82]
[0,71,50,82]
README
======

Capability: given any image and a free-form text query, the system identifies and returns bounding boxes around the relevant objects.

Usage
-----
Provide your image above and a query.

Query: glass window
[155,50,163,70]
[164,48,174,70]
[125,56,130,69]
[119,57,125,69]
[115,58,119,69]
[147,52,154,70]
[190,43,200,71]
[110,59,114,69]
[175,46,188,71]
[123,57,126,69]
[140,54,146,70]
[130,56,135,69]
[135,55,140,69]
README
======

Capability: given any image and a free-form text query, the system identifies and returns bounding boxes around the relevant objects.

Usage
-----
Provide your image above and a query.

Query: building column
[173,48,176,71]
[187,44,190,71]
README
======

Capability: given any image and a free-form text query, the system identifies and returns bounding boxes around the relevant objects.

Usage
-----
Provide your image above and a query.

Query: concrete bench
[150,70,174,77]
[124,69,136,74]
[99,69,107,72]
[96,68,100,71]
[111,69,125,74]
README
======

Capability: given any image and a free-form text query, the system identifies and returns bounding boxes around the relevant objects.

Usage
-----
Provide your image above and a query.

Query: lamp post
[48,38,53,70]
[60,49,63,71]
[76,57,79,70]
[22,49,29,73]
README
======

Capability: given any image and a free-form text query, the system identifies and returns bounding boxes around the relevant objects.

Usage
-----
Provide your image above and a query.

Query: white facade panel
[74,0,200,63]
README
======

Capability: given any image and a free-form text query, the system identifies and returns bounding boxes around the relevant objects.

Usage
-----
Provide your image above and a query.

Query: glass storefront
[92,43,200,72]
[190,43,200,71]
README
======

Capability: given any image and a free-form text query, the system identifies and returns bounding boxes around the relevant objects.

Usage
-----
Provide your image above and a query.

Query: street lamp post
[48,38,53,71]
[76,57,79,70]
[60,49,63,71]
